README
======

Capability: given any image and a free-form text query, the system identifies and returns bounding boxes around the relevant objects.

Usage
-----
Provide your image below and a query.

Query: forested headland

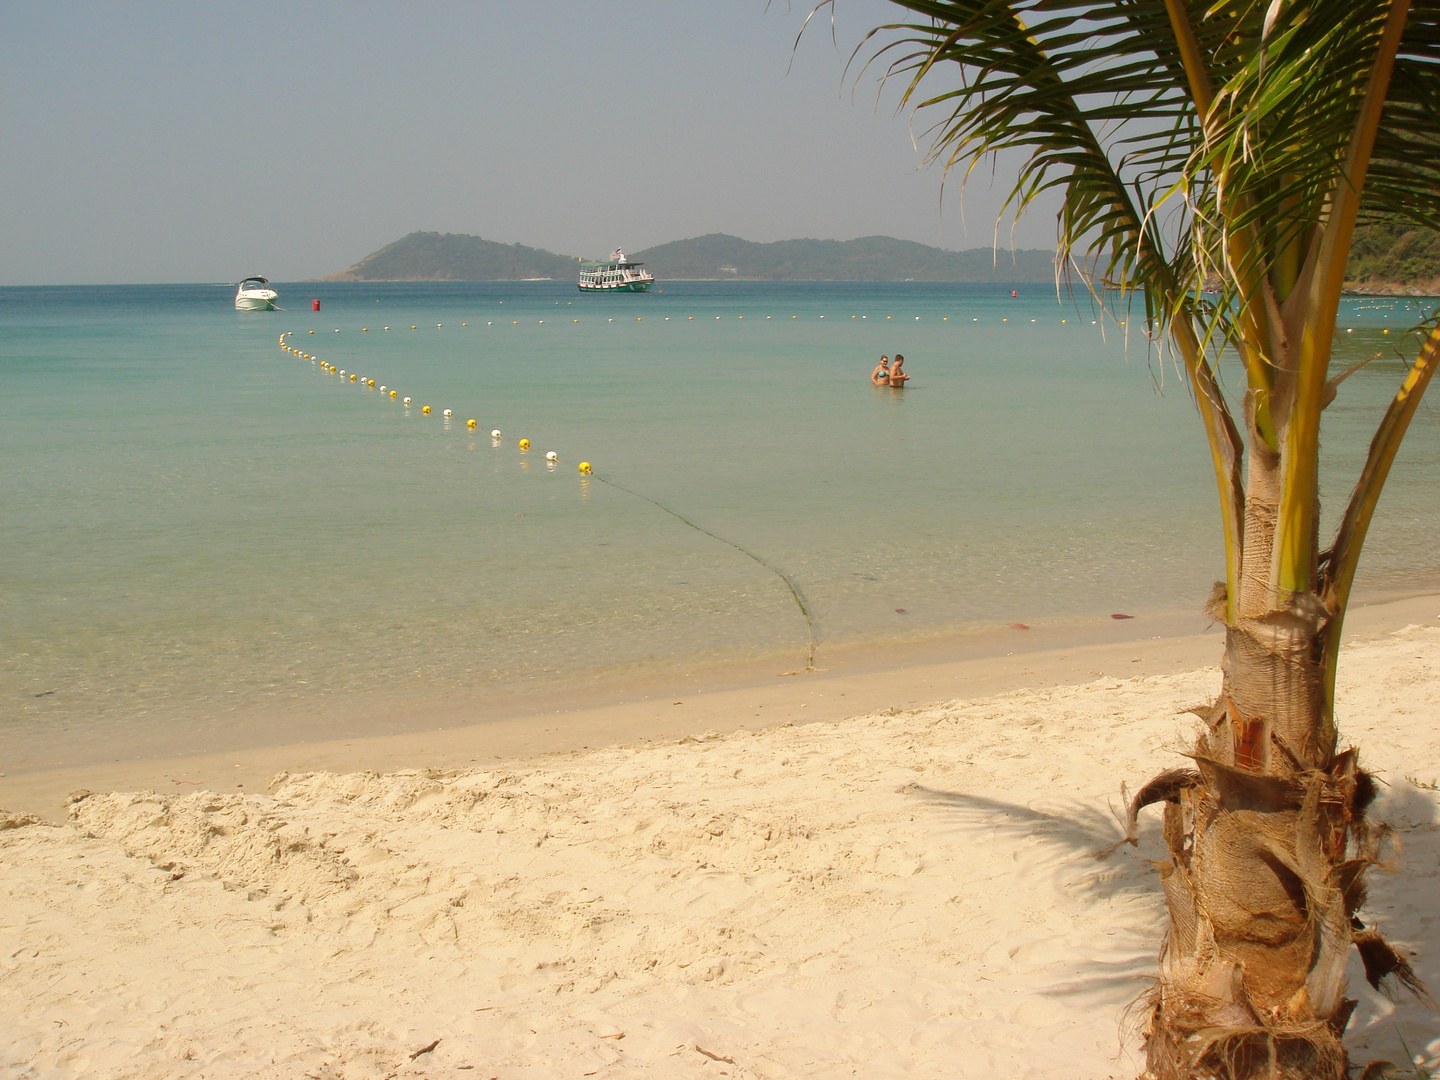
[322,225,1440,293]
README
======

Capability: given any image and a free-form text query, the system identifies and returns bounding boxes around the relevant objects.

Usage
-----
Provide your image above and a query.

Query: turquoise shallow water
[3,282,1437,765]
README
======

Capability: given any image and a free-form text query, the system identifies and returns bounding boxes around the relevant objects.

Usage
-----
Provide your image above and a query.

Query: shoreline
[7,592,1436,824]
[3,595,1435,1077]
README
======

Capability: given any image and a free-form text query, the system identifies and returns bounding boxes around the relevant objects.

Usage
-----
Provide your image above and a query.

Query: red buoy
[312,298,321,311]
[1011,290,1018,298]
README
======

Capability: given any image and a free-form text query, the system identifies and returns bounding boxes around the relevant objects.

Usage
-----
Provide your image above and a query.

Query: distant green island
[1345,221,1440,294]
[323,232,1057,283]
[322,225,1440,293]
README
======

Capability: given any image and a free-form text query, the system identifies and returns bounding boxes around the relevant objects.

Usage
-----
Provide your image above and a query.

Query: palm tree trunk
[1143,620,1356,1079]
[1134,451,1387,1079]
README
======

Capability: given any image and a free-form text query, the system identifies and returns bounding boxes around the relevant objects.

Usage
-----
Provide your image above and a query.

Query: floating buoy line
[278,331,574,472]
[278,308,1392,338]
[274,329,817,671]
[275,302,1396,663]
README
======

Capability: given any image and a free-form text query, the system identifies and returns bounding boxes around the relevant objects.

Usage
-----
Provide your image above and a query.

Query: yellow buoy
[518,438,530,450]
[411,325,417,330]
[422,405,431,414]
[466,418,477,429]
[362,328,368,332]
[389,390,397,398]
[578,461,592,474]
[309,330,315,334]
[367,379,375,387]
[462,323,467,327]
[350,374,357,381]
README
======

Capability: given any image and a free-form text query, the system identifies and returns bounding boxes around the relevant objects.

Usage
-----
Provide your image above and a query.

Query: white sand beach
[3,600,1437,1079]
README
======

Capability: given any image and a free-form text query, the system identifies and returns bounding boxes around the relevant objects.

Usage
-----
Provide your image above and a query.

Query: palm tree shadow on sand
[909,784,1440,1070]
[1340,781,1440,1071]
[908,785,1167,1006]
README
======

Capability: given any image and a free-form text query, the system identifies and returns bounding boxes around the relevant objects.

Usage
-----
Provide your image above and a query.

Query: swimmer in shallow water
[889,354,910,388]
[871,355,891,384]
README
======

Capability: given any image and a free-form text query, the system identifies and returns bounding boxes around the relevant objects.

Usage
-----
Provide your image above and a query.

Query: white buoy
[545,451,558,462]
[491,429,502,439]
[443,408,453,418]
[403,397,412,406]
[379,386,387,393]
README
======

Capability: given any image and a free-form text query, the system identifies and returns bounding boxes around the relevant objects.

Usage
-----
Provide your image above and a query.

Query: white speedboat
[577,250,654,292]
[235,276,278,311]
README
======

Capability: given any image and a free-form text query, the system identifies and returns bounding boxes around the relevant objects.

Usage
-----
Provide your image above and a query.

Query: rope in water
[592,473,816,672]
[276,330,817,670]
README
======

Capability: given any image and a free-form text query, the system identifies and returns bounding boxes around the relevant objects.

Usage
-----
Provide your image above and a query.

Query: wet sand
[5,594,1437,824]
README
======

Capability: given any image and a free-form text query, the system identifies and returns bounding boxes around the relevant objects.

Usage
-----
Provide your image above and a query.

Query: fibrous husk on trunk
[1119,592,1429,1080]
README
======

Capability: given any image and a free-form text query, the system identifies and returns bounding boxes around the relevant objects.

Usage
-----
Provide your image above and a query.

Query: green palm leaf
[838,2,1440,1075]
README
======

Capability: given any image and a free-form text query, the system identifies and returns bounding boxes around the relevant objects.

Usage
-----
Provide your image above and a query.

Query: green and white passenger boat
[577,249,654,292]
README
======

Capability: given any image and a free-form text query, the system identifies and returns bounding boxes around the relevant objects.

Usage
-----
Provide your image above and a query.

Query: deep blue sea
[3,281,1437,767]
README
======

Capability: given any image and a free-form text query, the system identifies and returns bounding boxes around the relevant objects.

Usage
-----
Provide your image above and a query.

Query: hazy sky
[1,1,1059,285]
